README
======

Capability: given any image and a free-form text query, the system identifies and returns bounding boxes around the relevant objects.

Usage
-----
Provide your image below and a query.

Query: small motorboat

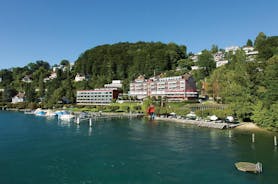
[235,162,262,174]
[58,113,75,121]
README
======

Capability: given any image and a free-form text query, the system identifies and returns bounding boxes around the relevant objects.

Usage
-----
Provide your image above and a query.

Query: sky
[0,0,277,69]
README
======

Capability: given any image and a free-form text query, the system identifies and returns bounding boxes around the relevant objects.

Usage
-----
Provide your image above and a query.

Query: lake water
[0,111,277,184]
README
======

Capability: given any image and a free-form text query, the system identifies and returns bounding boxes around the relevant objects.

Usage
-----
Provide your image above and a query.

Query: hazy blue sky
[0,0,277,69]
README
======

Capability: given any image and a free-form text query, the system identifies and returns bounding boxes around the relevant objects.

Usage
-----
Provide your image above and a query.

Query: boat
[79,112,90,119]
[235,162,262,174]
[209,115,218,121]
[35,110,47,116]
[59,114,75,121]
[225,116,234,123]
[186,112,197,120]
[24,110,35,114]
[57,111,75,121]
[45,110,56,117]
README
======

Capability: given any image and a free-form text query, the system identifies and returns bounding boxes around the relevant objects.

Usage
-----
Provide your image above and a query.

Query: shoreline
[155,117,273,132]
[234,122,270,132]
[155,117,237,129]
[0,108,272,132]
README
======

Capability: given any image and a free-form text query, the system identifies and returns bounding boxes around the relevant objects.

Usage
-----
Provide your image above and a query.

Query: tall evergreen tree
[246,39,253,47]
[254,32,267,49]
[197,50,216,77]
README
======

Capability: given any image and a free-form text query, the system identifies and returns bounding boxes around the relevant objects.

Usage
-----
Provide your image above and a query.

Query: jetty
[235,162,262,174]
[74,112,144,125]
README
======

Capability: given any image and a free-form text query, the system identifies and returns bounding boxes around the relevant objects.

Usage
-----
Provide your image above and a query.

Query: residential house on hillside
[213,51,225,62]
[75,73,86,82]
[242,46,259,61]
[189,52,201,63]
[129,74,198,101]
[52,63,74,72]
[216,60,229,68]
[22,76,32,83]
[104,80,123,89]
[225,46,240,54]
[44,72,57,82]
[12,92,25,104]
[191,66,200,70]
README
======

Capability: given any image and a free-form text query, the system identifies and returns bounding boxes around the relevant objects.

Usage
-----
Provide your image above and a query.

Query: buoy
[76,117,80,125]
[274,136,277,146]
[228,130,232,138]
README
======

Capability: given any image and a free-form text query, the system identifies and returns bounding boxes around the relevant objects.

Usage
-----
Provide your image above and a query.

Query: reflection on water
[75,124,80,134]
[88,127,93,136]
[57,120,71,128]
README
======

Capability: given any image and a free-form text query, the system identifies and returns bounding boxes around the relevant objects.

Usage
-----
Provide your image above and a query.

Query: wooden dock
[235,162,262,174]
[74,113,144,125]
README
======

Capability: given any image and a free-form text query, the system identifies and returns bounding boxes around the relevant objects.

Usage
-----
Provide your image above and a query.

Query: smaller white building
[225,46,240,54]
[104,80,122,89]
[242,46,259,56]
[216,60,229,68]
[22,76,32,83]
[12,93,25,104]
[242,46,254,53]
[191,66,200,70]
[52,65,66,72]
[75,74,86,82]
[49,72,57,79]
[189,52,201,63]
[44,72,57,82]
[213,51,225,62]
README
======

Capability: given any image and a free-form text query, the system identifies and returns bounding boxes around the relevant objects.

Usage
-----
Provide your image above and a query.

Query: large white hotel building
[76,88,119,105]
[129,74,198,100]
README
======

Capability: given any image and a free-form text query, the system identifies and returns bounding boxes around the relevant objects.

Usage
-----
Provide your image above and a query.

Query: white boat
[186,112,197,120]
[226,116,234,123]
[209,115,218,121]
[45,110,56,117]
[59,114,75,121]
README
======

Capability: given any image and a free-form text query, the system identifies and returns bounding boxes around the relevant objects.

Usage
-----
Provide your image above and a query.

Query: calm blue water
[0,111,277,184]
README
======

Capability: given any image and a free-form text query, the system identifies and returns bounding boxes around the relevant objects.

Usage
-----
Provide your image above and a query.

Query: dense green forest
[0,42,187,106]
[0,33,277,130]
[205,33,278,130]
[74,42,187,90]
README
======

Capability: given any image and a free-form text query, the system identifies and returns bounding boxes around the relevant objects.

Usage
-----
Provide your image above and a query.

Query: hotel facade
[129,74,198,100]
[76,88,119,105]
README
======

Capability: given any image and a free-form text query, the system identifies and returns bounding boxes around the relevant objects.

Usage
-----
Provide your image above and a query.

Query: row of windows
[77,99,112,102]
[78,95,112,97]
[78,92,112,95]
[77,99,111,102]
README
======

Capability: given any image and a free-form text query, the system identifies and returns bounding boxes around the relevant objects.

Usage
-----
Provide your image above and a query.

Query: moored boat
[59,114,75,121]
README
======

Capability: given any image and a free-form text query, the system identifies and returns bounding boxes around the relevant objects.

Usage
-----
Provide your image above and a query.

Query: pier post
[252,133,255,143]
[77,117,80,125]
[228,130,232,138]
[89,118,92,127]
[274,136,277,147]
